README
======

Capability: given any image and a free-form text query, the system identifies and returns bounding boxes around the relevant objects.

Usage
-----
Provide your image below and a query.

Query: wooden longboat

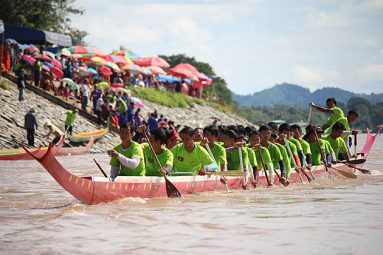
[0,136,64,160]
[56,137,94,156]
[67,119,109,143]
[23,140,368,205]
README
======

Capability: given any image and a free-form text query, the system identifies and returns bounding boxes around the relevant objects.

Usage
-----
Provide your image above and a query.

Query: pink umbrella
[168,63,200,79]
[133,56,170,68]
[50,67,64,79]
[23,55,36,65]
[148,66,166,75]
[50,59,63,70]
[99,66,112,76]
[42,65,50,72]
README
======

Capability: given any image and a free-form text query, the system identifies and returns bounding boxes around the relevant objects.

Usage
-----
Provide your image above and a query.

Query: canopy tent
[3,23,72,47]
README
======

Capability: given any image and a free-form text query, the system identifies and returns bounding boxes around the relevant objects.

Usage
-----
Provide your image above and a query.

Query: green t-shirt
[325,116,351,143]
[290,137,303,152]
[171,143,213,173]
[226,147,249,171]
[109,141,145,176]
[65,110,77,126]
[299,138,311,156]
[254,146,272,171]
[322,134,348,159]
[141,143,173,176]
[308,139,332,165]
[284,141,298,167]
[325,106,345,128]
[275,143,291,171]
[246,146,258,167]
[266,142,283,170]
[209,142,227,169]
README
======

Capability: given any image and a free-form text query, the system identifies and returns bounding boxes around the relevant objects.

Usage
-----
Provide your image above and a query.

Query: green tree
[347,97,372,129]
[0,0,87,44]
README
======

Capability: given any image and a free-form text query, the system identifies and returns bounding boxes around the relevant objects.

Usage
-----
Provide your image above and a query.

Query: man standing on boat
[64,108,78,135]
[108,123,145,180]
[171,126,217,175]
[309,97,345,132]
[139,127,174,176]
[24,108,38,147]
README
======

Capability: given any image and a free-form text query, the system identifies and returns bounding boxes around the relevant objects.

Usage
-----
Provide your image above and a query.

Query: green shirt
[226,147,249,171]
[275,143,291,171]
[246,146,258,167]
[325,116,350,143]
[254,146,272,171]
[266,142,283,170]
[284,141,297,167]
[325,106,345,128]
[290,137,303,152]
[171,143,213,173]
[209,142,227,169]
[299,138,311,156]
[109,141,145,176]
[65,110,77,126]
[323,134,348,159]
[308,139,332,165]
[141,143,173,176]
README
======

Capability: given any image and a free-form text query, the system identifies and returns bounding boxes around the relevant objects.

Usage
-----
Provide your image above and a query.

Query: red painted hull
[0,136,64,160]
[56,137,94,156]
[24,142,363,205]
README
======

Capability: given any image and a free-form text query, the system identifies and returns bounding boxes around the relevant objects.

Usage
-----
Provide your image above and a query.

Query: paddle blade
[333,168,358,179]
[165,176,182,198]
[341,158,366,165]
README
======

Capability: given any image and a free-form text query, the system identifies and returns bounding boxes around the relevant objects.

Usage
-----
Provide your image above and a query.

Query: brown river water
[1,134,382,254]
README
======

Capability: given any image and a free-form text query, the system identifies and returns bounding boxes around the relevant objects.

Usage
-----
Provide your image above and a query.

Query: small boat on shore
[56,137,94,156]
[0,136,64,160]
[67,120,109,143]
[23,139,367,205]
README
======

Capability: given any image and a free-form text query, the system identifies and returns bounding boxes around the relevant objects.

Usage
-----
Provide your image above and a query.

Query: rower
[309,97,345,132]
[270,132,291,182]
[108,123,146,180]
[194,127,204,143]
[223,129,249,172]
[139,127,174,176]
[303,126,333,166]
[259,125,285,183]
[290,124,313,170]
[322,122,351,162]
[202,125,227,172]
[248,130,273,185]
[278,123,302,168]
[171,126,217,175]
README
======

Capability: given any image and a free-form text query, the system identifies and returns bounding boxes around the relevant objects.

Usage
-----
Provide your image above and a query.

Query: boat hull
[56,137,94,156]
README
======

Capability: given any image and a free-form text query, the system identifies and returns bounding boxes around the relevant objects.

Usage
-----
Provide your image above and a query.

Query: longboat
[56,137,94,156]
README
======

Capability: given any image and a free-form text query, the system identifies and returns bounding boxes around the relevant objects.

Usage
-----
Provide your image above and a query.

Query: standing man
[310,97,345,132]
[24,109,38,147]
[64,108,78,135]
[16,62,26,103]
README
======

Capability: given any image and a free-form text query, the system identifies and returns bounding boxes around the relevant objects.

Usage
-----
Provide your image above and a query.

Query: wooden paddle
[256,145,272,187]
[142,129,182,198]
[342,162,371,175]
[204,144,230,192]
[354,133,357,159]
[336,158,366,165]
[93,159,108,178]
[284,137,307,182]
[329,166,358,179]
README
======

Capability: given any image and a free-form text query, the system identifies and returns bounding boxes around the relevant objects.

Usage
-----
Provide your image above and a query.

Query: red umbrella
[22,55,36,65]
[133,56,170,68]
[99,66,112,76]
[148,66,166,75]
[168,63,200,79]
[50,59,63,70]
[50,67,64,79]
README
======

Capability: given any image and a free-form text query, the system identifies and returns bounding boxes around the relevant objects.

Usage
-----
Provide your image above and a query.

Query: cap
[29,108,35,113]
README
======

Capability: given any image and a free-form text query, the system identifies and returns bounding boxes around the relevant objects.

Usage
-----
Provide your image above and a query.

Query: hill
[234,83,383,107]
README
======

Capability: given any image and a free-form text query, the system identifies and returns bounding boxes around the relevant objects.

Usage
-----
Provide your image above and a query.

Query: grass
[208,101,236,114]
[0,80,10,90]
[130,87,205,108]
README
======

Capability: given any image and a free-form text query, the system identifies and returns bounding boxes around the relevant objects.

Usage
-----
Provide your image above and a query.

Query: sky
[70,0,383,95]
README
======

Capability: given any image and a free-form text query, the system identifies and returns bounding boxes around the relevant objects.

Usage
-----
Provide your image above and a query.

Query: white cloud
[293,65,340,90]
[358,64,383,82]
[305,11,350,28]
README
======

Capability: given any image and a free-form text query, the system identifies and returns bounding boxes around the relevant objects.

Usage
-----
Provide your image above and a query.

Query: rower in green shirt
[108,123,146,180]
[171,126,217,175]
[291,124,315,177]
[322,122,350,162]
[310,97,345,132]
[223,129,249,171]
[139,128,174,176]
[270,133,292,179]
[304,126,333,166]
[203,125,227,172]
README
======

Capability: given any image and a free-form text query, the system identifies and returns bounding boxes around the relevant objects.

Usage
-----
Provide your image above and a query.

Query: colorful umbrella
[168,63,201,79]
[89,56,109,66]
[148,66,166,75]
[122,64,143,72]
[140,67,152,75]
[69,46,106,56]
[133,56,170,68]
[97,82,109,89]
[130,97,145,108]
[60,48,72,57]
[77,66,87,73]
[23,55,36,65]
[112,49,140,59]
[50,59,63,70]
[99,66,112,76]
[50,67,64,79]
[43,51,56,59]
[103,55,133,66]
[87,68,98,76]
[107,62,120,72]
[62,78,75,85]
[33,54,51,62]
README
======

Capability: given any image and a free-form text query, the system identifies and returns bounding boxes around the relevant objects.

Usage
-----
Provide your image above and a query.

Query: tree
[0,0,87,45]
[347,97,372,129]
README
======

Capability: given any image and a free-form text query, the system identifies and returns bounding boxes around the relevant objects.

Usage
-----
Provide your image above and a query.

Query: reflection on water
[0,135,382,254]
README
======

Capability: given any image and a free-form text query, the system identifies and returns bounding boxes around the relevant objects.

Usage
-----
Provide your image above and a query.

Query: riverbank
[0,77,251,152]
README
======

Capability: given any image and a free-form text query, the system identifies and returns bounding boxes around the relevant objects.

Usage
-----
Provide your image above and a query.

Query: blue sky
[70,0,383,95]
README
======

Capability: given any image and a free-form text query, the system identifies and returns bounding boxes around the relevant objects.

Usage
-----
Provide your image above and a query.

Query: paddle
[313,129,357,179]
[284,137,307,183]
[256,145,272,187]
[173,171,245,177]
[93,158,108,178]
[342,162,371,175]
[238,146,247,189]
[204,143,230,192]
[336,158,366,165]
[142,128,181,198]
[308,106,312,124]
[354,133,357,159]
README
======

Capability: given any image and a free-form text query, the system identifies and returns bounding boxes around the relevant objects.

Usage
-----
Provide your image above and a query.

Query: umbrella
[60,48,72,57]
[148,66,166,75]
[107,62,120,72]
[69,46,106,56]
[50,59,63,70]
[43,51,56,59]
[87,68,98,76]
[22,55,36,65]
[77,66,87,73]
[111,83,123,89]
[33,54,51,62]
[50,67,64,79]
[89,56,108,66]
[130,97,145,108]
[133,56,170,68]
[99,66,112,76]
[103,55,133,66]
[122,64,143,72]
[168,63,201,80]
[25,45,39,54]
[140,67,152,75]
[112,49,140,59]
[62,78,75,85]
[42,65,50,72]
[43,62,53,69]
[97,82,109,89]
[5,38,17,44]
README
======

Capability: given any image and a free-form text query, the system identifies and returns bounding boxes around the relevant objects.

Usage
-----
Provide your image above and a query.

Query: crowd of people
[107,97,360,188]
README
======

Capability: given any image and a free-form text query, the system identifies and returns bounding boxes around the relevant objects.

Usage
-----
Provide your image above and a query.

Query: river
[1,134,382,254]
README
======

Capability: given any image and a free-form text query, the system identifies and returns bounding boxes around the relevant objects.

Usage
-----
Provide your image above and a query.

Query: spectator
[16,62,26,103]
[33,59,42,87]
[24,109,38,147]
